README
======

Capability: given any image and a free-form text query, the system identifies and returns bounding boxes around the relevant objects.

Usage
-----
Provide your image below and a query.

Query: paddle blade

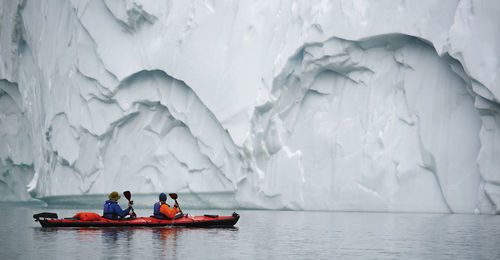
[169,193,178,200]
[123,191,132,201]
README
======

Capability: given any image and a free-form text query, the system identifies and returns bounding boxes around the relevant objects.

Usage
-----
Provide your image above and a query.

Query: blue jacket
[103,199,131,219]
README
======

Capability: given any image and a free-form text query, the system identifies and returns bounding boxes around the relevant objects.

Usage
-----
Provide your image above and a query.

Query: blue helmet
[159,192,167,202]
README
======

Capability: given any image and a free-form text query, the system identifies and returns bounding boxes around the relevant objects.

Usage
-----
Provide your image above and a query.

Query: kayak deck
[33,212,239,228]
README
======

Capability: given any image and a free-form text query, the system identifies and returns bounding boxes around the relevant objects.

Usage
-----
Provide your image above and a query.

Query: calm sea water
[1,206,499,259]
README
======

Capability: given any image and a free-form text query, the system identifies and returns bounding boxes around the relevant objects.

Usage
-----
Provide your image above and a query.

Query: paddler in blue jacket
[103,191,133,219]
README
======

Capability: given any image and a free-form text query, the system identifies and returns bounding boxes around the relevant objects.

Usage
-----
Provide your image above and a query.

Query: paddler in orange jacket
[153,193,180,219]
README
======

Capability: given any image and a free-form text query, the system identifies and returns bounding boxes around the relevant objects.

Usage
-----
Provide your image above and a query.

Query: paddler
[153,192,181,219]
[103,191,133,219]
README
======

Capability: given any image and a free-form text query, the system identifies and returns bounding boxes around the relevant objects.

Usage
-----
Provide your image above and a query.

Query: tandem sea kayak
[33,212,240,228]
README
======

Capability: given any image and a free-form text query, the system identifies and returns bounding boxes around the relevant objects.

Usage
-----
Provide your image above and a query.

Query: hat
[159,192,167,202]
[108,191,121,201]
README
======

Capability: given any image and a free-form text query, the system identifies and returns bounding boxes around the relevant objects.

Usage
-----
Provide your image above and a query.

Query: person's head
[159,192,167,202]
[108,191,120,201]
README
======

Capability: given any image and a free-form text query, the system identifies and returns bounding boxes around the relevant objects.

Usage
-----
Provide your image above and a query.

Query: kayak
[33,212,239,228]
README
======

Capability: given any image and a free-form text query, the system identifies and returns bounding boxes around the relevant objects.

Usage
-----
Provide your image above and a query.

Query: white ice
[0,0,500,213]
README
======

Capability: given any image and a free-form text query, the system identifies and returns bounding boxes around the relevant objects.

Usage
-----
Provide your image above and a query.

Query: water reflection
[31,225,239,259]
[152,227,179,241]
[8,208,500,259]
[101,228,136,258]
[102,228,134,244]
[74,228,99,242]
[151,227,180,256]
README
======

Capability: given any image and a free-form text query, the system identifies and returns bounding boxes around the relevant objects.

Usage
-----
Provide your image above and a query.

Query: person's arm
[112,203,131,217]
[160,204,179,219]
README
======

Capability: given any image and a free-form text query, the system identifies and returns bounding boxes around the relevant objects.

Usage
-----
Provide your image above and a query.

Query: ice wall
[0,80,34,200]
[0,0,499,213]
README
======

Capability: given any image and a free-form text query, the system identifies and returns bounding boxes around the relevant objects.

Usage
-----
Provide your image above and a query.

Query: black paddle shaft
[123,191,136,217]
[169,193,183,213]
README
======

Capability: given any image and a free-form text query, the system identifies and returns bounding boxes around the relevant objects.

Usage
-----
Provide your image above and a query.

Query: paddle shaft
[169,193,183,214]
[123,191,136,217]
[174,198,183,213]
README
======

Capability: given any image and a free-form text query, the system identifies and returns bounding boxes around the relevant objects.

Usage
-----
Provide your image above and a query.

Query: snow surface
[1,0,499,213]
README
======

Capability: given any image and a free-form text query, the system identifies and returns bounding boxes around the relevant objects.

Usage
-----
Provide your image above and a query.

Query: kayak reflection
[100,228,135,257]
[152,227,181,256]
[152,227,179,242]
[102,228,135,244]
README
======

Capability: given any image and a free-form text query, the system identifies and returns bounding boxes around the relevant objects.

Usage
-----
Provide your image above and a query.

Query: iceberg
[0,0,499,213]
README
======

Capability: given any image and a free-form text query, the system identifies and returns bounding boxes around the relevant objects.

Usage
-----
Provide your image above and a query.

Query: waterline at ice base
[1,0,500,214]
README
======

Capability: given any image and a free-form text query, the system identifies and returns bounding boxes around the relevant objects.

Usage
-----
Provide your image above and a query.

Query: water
[1,206,499,259]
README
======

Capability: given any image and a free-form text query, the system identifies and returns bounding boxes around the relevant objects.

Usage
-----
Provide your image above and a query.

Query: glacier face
[0,0,499,213]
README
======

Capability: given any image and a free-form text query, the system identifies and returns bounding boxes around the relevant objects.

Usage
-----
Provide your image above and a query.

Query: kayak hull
[34,212,239,228]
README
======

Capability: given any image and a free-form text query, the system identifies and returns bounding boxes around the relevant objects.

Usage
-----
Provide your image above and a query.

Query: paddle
[123,191,136,217]
[169,193,183,214]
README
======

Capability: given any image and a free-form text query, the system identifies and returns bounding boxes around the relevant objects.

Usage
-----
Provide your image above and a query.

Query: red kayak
[33,212,239,228]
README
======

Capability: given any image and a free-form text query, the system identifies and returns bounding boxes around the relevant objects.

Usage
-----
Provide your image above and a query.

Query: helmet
[159,192,167,202]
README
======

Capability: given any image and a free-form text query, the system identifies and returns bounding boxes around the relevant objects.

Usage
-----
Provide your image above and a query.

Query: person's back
[103,191,132,219]
[153,193,180,219]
